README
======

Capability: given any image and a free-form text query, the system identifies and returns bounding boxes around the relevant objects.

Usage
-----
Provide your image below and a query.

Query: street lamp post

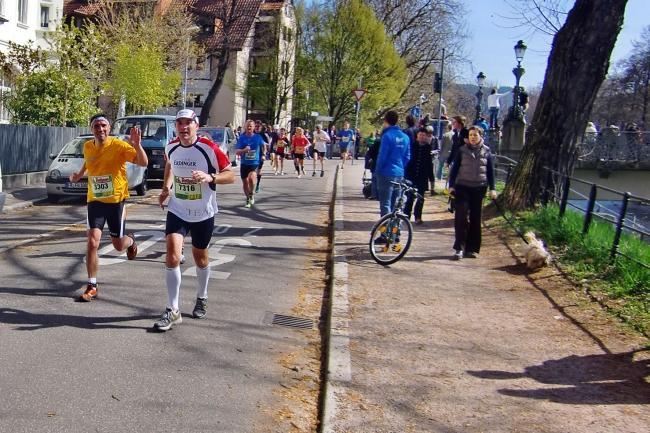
[508,40,527,121]
[475,71,486,123]
[182,26,200,109]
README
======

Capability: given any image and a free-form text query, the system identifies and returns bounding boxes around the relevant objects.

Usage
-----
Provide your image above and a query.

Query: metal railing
[539,167,649,269]
[578,130,650,164]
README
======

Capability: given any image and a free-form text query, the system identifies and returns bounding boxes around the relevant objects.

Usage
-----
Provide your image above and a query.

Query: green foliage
[514,205,650,335]
[109,43,181,114]
[0,41,46,78]
[299,0,407,126]
[7,66,96,126]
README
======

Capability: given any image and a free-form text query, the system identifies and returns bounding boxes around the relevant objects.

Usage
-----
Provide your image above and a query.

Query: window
[40,6,50,28]
[0,0,5,17]
[18,0,28,24]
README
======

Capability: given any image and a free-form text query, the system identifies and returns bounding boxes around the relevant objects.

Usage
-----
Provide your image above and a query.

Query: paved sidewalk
[0,183,47,212]
[324,164,649,433]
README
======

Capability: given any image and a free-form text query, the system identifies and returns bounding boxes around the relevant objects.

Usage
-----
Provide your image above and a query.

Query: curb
[1,194,46,213]
[320,165,352,433]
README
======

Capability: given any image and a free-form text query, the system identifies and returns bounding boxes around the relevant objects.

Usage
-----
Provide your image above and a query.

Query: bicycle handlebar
[390,180,424,200]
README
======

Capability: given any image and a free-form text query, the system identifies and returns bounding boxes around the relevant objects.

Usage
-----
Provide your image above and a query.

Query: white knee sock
[165,266,181,311]
[196,265,210,299]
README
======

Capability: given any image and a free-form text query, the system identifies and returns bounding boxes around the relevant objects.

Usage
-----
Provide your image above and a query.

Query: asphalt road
[0,159,338,432]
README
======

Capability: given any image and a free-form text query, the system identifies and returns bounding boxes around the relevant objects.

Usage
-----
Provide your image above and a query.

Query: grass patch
[512,205,650,336]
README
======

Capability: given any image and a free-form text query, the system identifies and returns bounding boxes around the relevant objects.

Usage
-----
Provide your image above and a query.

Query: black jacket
[405,140,434,188]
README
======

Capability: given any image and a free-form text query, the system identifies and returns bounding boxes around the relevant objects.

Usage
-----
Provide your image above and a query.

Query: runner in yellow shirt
[69,113,148,302]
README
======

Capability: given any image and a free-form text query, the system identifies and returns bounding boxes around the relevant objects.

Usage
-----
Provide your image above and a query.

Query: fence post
[582,184,598,235]
[559,175,571,217]
[610,192,630,260]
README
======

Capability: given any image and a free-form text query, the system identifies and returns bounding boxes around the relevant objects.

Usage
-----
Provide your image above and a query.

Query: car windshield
[112,118,168,145]
[200,128,224,143]
[58,138,88,157]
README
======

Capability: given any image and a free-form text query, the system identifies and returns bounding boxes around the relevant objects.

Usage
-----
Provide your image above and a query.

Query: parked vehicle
[197,126,238,165]
[45,134,147,203]
[112,115,177,180]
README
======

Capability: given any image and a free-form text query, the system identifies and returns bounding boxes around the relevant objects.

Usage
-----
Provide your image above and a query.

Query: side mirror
[49,153,57,160]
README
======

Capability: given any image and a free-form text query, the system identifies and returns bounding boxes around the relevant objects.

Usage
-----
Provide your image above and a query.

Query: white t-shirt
[165,136,231,222]
[313,130,330,152]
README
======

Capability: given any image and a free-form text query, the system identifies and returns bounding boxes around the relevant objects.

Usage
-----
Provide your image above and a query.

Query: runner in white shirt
[154,109,235,332]
[311,124,330,177]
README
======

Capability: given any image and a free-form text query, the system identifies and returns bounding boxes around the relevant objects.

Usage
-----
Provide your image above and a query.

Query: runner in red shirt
[291,127,310,178]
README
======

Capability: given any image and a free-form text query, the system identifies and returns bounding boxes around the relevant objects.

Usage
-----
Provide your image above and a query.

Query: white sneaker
[297,174,302,178]
[153,308,182,331]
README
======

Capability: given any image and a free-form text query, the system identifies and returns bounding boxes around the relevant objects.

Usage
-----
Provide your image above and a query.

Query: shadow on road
[467,349,650,405]
[0,307,151,331]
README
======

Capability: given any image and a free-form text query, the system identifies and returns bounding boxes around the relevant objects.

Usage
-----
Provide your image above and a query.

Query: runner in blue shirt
[236,119,265,208]
[337,121,355,169]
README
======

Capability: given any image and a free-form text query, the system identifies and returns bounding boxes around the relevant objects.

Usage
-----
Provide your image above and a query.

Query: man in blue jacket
[376,110,410,216]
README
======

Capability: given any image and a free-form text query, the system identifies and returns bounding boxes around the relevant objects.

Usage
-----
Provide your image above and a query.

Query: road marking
[96,230,165,266]
[184,238,252,279]
[243,226,262,237]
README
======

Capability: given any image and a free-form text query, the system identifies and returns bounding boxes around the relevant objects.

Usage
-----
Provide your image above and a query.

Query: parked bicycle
[369,180,423,265]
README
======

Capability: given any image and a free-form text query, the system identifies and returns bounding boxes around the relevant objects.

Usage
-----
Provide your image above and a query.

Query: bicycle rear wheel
[369,213,413,265]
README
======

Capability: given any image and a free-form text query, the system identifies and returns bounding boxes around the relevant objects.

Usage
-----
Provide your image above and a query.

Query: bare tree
[367,0,467,115]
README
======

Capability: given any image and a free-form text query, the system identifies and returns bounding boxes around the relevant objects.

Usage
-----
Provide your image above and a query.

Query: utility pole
[435,48,445,138]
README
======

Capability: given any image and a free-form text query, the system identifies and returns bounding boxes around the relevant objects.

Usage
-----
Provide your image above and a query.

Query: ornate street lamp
[475,71,486,122]
[509,40,527,121]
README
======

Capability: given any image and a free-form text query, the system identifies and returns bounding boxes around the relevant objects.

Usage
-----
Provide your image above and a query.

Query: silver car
[45,134,147,203]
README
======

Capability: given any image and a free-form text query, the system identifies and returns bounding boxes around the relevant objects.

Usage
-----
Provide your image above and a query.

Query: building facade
[63,0,296,130]
[0,0,64,122]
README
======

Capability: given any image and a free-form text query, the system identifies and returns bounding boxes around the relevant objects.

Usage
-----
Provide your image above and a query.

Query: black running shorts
[87,200,126,238]
[165,211,215,250]
[240,164,257,179]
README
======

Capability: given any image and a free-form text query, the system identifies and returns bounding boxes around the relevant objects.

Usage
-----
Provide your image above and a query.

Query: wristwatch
[211,173,217,184]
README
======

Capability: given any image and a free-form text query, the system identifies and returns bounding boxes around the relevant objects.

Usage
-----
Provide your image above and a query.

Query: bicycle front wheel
[369,213,413,265]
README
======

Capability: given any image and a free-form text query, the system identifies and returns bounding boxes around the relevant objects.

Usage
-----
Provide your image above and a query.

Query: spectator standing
[404,127,435,224]
[487,88,509,129]
[446,115,469,167]
[402,114,418,146]
[365,130,381,199]
[375,111,410,216]
[437,122,454,180]
[327,125,337,159]
[448,126,497,260]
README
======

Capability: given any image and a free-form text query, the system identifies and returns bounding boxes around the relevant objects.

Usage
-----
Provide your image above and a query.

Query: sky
[460,0,649,88]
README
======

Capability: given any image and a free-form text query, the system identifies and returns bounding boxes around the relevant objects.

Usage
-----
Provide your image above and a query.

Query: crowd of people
[70,107,498,331]
[366,111,497,261]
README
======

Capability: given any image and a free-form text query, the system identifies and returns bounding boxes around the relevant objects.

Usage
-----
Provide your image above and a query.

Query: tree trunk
[199,50,231,126]
[502,0,628,211]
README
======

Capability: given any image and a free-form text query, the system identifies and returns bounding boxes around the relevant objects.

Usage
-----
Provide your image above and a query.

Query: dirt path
[328,166,649,433]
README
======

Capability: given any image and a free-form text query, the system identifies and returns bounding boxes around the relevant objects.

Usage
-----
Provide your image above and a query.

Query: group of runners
[234,119,357,208]
[71,110,357,331]
[71,109,235,331]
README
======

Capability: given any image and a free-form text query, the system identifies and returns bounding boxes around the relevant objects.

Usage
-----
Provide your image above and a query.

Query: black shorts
[313,149,324,157]
[293,153,305,160]
[165,211,215,250]
[240,164,257,179]
[257,160,264,170]
[87,200,127,238]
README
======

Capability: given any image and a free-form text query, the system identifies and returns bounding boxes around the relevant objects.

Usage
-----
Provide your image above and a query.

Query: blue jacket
[376,125,410,177]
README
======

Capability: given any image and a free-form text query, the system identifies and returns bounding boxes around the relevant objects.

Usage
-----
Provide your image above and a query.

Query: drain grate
[264,312,315,329]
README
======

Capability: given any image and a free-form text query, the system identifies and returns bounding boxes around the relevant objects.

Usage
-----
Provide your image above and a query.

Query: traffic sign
[352,89,367,101]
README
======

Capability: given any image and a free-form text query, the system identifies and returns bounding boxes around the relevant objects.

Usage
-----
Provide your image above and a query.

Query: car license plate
[153,164,161,169]
[151,149,165,155]
[65,182,87,189]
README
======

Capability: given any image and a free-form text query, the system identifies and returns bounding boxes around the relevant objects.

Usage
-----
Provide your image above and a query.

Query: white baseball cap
[176,109,198,122]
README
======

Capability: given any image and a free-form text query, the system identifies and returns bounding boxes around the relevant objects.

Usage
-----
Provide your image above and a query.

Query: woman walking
[448,126,497,260]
